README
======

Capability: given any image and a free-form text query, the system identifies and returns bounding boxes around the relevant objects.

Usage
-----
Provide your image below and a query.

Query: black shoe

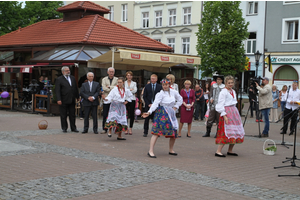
[202,133,210,137]
[82,131,88,134]
[108,133,112,137]
[214,134,217,138]
[215,153,226,157]
[94,132,99,134]
[62,129,67,133]
[262,134,269,137]
[187,133,191,138]
[289,132,294,136]
[147,152,156,158]
[72,129,79,133]
[117,137,126,140]
[280,131,286,134]
[143,134,148,137]
[227,152,238,156]
[169,152,178,156]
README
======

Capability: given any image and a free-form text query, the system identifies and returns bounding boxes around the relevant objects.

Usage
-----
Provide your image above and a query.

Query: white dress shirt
[104,86,133,104]
[64,75,72,86]
[286,88,300,110]
[216,88,237,116]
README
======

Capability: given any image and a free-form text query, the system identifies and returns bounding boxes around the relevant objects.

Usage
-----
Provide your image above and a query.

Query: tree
[0,1,63,36]
[23,1,63,26]
[0,1,24,36]
[196,1,249,77]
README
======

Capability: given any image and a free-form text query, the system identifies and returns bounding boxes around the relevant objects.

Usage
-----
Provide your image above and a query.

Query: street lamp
[254,50,262,77]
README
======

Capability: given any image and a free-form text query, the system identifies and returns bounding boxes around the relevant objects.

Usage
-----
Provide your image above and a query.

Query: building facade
[264,1,300,90]
[133,1,202,79]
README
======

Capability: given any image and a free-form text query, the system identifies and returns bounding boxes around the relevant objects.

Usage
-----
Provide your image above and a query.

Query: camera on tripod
[250,76,262,86]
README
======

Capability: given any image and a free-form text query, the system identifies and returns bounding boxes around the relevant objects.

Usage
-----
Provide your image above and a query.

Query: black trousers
[102,103,110,131]
[194,101,205,120]
[59,102,76,131]
[283,108,298,133]
[126,100,136,128]
[83,106,98,132]
[143,107,154,135]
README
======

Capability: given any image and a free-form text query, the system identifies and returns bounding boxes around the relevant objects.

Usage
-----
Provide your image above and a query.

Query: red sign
[161,56,169,61]
[131,53,141,59]
[187,58,194,63]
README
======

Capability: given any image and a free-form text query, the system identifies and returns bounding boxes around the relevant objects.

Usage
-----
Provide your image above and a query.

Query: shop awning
[87,47,201,71]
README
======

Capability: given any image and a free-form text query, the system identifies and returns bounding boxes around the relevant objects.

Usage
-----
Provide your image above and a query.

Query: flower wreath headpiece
[160,79,171,84]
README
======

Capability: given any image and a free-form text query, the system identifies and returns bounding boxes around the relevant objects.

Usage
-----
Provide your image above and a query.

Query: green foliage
[0,1,63,36]
[196,1,249,77]
[265,146,277,152]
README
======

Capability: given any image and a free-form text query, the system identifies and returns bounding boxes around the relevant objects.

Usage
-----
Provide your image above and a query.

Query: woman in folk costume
[104,77,133,140]
[215,75,245,157]
[142,79,183,158]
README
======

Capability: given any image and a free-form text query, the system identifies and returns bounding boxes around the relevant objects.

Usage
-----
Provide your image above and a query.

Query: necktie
[152,84,155,102]
[90,82,92,92]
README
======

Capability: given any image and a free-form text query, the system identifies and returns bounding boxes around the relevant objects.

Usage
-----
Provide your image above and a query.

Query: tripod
[274,107,300,177]
[244,99,261,138]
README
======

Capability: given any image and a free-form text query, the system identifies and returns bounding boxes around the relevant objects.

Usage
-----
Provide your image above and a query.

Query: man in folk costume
[203,74,225,137]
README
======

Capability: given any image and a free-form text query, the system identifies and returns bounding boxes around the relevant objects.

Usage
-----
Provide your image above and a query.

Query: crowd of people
[54,66,299,159]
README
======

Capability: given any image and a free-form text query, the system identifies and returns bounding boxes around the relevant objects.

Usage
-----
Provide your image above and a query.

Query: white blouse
[125,81,137,101]
[280,91,287,102]
[216,88,237,116]
[148,89,183,115]
[170,83,179,92]
[104,86,133,104]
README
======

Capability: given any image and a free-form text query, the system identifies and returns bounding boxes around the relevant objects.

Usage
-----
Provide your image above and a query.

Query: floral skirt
[215,106,244,145]
[151,106,177,138]
[105,120,128,133]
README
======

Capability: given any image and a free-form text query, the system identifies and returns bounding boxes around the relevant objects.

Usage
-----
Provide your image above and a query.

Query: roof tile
[57,1,110,13]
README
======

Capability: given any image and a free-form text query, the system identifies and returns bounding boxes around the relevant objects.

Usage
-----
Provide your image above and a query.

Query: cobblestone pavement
[0,110,300,200]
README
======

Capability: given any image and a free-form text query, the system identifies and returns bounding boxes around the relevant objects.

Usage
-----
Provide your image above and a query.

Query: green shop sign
[271,56,300,65]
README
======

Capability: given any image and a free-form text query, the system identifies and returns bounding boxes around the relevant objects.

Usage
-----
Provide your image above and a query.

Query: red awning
[0,63,75,73]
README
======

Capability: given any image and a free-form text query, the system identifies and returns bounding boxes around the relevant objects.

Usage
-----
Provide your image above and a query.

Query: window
[169,9,176,26]
[287,21,299,40]
[142,12,149,28]
[248,2,258,15]
[182,37,190,54]
[282,18,299,42]
[168,38,175,49]
[155,39,161,42]
[121,4,128,22]
[183,7,191,25]
[246,32,256,54]
[155,11,162,27]
[108,6,114,21]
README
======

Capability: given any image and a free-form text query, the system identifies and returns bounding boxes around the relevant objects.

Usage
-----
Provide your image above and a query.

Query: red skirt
[215,116,244,145]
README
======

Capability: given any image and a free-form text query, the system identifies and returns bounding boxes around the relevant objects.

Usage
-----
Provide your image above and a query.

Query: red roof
[57,1,110,14]
[0,15,172,52]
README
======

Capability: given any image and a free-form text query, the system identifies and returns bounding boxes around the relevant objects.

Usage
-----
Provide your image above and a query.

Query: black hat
[212,74,224,81]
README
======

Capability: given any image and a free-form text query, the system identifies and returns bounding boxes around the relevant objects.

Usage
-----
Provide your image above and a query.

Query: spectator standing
[55,66,79,133]
[101,67,118,134]
[143,74,162,137]
[270,84,279,122]
[194,84,205,121]
[255,77,273,137]
[279,85,288,113]
[80,72,100,134]
[166,74,179,92]
[124,71,137,135]
[204,83,210,114]
[280,81,300,136]
[178,80,195,138]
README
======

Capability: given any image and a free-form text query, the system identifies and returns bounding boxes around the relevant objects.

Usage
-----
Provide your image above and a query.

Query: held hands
[224,115,229,125]
[142,112,150,118]
[124,101,128,105]
[148,104,152,107]
[57,100,62,105]
[88,96,94,102]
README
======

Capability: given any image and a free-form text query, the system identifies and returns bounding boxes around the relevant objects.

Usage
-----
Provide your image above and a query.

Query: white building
[239,1,266,92]
[133,1,202,78]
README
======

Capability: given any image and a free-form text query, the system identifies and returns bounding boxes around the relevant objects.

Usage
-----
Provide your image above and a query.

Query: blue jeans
[39,90,47,108]
[281,101,286,112]
[261,108,270,135]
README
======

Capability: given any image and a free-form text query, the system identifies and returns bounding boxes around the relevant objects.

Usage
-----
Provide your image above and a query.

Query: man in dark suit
[80,72,100,134]
[55,66,79,133]
[143,74,162,137]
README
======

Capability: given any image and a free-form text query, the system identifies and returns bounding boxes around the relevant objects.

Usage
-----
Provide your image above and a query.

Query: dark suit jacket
[143,83,162,109]
[80,81,100,106]
[55,75,79,105]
